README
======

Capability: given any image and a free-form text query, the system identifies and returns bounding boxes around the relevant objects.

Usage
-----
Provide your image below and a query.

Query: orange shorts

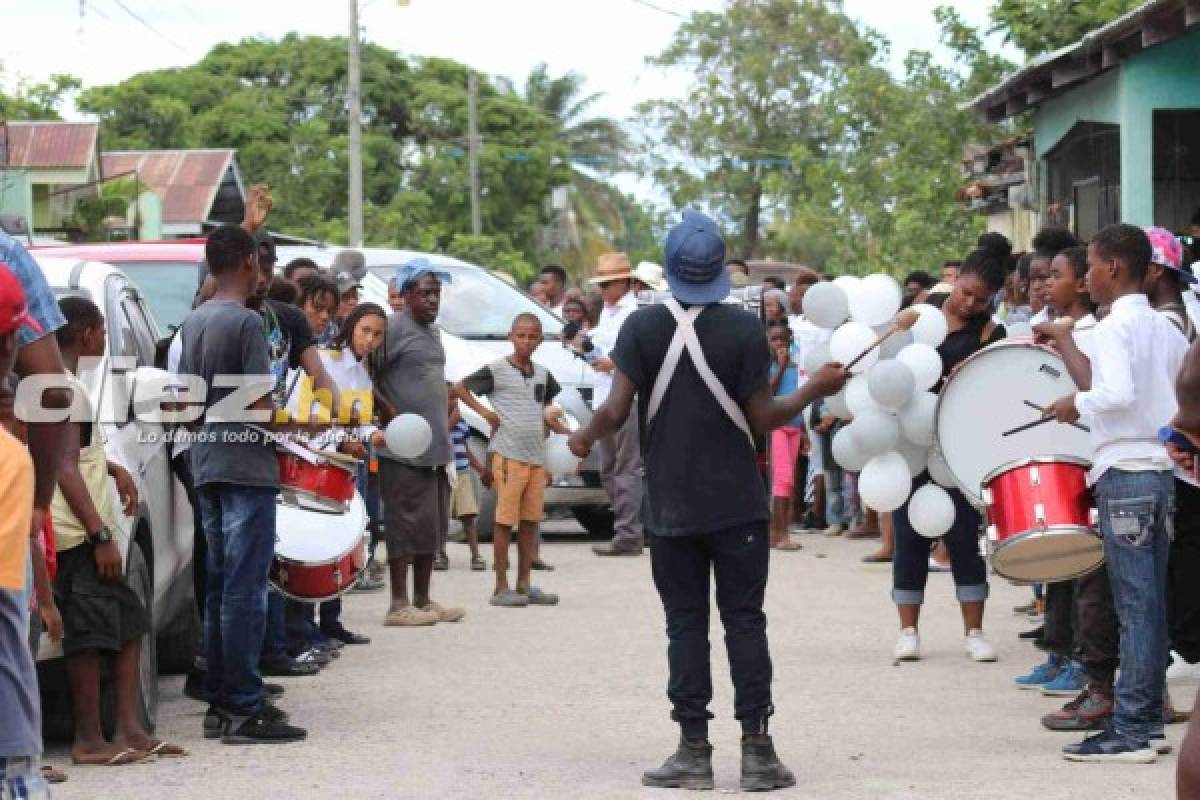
[492,454,546,527]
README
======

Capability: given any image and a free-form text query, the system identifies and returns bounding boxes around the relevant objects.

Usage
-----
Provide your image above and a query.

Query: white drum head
[935,342,1093,506]
[275,492,367,564]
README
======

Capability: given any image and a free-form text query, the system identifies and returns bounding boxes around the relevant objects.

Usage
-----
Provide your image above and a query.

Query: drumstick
[843,308,921,371]
[1023,400,1090,432]
[1001,417,1056,437]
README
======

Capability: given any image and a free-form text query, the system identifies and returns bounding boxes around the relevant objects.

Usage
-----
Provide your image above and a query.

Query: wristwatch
[88,526,114,545]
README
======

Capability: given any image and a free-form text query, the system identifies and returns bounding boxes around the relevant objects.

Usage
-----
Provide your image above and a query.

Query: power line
[629,0,685,18]
[104,0,188,54]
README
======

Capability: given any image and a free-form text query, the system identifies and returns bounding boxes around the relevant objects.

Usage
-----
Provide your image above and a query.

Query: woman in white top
[287,302,389,646]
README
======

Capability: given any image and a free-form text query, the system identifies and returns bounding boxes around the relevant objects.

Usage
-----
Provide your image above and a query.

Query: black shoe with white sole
[221,705,307,745]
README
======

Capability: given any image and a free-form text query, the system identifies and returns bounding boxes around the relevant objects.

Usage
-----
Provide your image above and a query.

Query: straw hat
[589,252,635,284]
[632,261,667,291]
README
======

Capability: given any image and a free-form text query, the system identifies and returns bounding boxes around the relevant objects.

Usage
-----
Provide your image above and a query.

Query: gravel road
[46,528,1189,799]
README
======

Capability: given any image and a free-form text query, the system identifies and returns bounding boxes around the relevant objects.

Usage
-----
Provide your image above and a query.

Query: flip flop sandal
[75,748,154,767]
[771,542,803,551]
[470,557,487,571]
[40,765,68,783]
[147,741,189,757]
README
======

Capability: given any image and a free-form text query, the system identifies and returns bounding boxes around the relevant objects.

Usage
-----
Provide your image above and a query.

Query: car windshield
[369,262,561,339]
[109,261,199,331]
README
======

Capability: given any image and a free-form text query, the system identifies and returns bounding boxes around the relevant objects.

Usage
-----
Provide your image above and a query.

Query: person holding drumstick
[1043,224,1189,764]
[892,239,1008,663]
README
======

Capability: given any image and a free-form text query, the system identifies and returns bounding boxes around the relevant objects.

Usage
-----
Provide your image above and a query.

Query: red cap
[0,261,41,336]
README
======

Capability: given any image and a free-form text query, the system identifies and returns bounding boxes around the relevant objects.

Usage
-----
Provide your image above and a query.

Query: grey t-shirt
[0,588,40,757]
[463,358,561,467]
[178,300,279,489]
[377,310,452,468]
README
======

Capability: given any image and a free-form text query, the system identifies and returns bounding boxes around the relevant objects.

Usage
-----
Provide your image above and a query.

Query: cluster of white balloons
[802,276,959,538]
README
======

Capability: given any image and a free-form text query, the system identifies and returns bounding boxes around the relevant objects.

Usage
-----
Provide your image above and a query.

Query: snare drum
[271,493,368,601]
[277,450,357,513]
[982,457,1101,582]
[934,342,1094,507]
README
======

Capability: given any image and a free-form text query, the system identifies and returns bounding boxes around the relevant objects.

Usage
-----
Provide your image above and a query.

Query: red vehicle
[31,240,206,330]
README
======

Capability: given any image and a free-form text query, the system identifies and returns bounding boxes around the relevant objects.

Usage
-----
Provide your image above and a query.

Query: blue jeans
[197,483,277,716]
[823,465,849,526]
[893,475,989,605]
[1094,468,1174,745]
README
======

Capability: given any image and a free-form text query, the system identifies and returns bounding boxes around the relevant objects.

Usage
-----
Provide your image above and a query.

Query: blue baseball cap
[665,210,729,305]
[393,257,452,290]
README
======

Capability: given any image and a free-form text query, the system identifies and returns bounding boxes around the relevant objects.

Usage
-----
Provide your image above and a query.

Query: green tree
[640,0,878,258]
[0,69,80,120]
[773,5,1014,275]
[989,0,1143,58]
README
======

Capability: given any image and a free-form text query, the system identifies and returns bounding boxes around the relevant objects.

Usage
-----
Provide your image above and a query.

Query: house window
[1153,110,1200,233]
[1043,122,1120,240]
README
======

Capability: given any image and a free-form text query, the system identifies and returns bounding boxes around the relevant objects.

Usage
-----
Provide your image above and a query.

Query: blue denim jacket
[0,231,66,346]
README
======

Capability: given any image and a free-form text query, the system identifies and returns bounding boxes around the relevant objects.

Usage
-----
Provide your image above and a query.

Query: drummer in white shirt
[1043,224,1189,764]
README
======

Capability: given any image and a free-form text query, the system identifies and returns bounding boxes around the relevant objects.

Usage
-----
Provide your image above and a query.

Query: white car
[277,245,614,538]
[33,256,198,734]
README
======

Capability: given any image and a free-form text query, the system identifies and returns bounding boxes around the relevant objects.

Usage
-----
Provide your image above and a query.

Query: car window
[106,279,140,363]
[367,263,562,339]
[109,261,199,331]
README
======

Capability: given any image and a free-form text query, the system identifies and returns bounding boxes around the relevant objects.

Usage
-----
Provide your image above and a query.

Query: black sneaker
[184,669,211,704]
[265,682,285,697]
[203,705,229,739]
[642,738,714,790]
[221,706,307,745]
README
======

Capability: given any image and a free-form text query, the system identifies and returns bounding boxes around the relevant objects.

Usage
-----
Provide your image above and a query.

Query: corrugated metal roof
[100,149,239,225]
[3,121,99,169]
[969,0,1200,120]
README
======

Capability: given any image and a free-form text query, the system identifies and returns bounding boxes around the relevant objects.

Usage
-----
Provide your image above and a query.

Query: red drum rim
[980,455,1092,487]
[272,533,369,569]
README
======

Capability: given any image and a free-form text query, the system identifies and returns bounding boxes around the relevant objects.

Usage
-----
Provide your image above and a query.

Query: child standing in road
[447,391,487,571]
[52,296,188,763]
[766,320,806,551]
[1045,224,1189,763]
[454,313,570,607]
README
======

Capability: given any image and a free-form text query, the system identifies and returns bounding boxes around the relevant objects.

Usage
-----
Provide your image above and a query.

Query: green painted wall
[1118,31,1200,224]
[1031,28,1200,226]
[1034,69,1121,160]
[0,170,34,226]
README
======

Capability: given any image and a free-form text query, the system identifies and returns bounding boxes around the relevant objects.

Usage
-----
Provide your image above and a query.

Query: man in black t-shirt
[569,211,846,792]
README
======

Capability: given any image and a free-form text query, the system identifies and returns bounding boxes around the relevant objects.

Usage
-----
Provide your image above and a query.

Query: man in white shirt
[587,253,644,555]
[537,265,569,317]
[1045,224,1189,764]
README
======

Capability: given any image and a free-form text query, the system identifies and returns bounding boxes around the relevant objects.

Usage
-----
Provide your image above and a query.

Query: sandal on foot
[40,765,67,783]
[521,586,559,606]
[470,556,487,571]
[147,741,189,757]
[771,540,803,551]
[74,748,154,767]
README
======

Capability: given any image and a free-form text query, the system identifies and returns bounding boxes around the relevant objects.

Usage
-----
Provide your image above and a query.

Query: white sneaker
[964,629,997,662]
[823,524,845,537]
[894,627,920,661]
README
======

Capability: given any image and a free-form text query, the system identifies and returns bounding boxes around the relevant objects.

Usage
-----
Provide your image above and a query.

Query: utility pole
[347,0,364,247]
[466,70,482,236]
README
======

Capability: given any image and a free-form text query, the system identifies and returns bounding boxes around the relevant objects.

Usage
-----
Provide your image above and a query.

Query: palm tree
[516,64,633,277]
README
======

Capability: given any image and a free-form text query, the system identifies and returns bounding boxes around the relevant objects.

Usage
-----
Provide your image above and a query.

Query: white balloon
[879,329,914,360]
[895,343,943,392]
[896,437,930,478]
[801,282,849,330]
[831,426,869,471]
[802,342,831,378]
[909,483,956,538]
[833,275,862,297]
[545,434,581,476]
[858,452,912,512]
[829,321,879,374]
[910,303,949,348]
[927,449,957,489]
[849,409,900,456]
[867,360,916,411]
[826,387,852,420]
[845,374,883,417]
[898,391,938,447]
[851,274,903,326]
[384,413,433,459]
